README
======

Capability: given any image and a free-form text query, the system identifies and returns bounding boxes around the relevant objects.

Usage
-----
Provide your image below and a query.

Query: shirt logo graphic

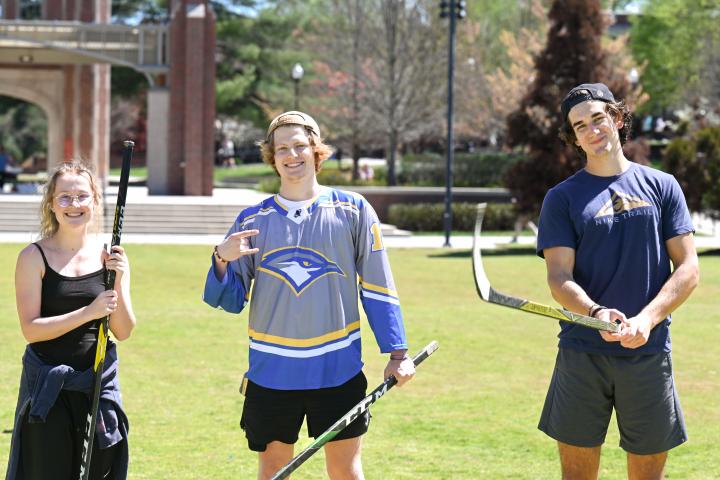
[594,191,651,218]
[258,247,345,296]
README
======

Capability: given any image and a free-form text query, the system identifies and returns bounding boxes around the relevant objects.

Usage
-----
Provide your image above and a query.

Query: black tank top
[29,243,110,370]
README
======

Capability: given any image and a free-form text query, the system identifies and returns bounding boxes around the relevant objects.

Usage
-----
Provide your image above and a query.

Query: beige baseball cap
[265,111,321,142]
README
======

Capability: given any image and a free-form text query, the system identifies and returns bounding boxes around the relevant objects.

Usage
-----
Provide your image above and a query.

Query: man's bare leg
[324,437,364,480]
[258,441,294,480]
[558,442,601,480]
[627,451,667,480]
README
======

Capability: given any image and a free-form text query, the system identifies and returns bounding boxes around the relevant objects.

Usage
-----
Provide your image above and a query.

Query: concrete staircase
[0,198,247,235]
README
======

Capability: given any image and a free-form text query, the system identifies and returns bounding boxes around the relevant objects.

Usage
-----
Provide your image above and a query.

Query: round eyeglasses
[54,192,93,208]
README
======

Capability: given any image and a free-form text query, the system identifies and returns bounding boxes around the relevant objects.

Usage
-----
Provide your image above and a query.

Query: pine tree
[504,0,630,215]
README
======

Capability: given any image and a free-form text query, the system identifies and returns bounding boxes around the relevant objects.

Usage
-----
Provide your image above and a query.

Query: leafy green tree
[0,97,48,164]
[698,128,720,220]
[630,0,720,111]
[662,138,707,212]
[662,127,720,219]
[504,0,631,215]
[215,9,304,125]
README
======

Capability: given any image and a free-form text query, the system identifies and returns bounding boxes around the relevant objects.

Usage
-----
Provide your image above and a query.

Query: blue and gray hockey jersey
[203,187,408,390]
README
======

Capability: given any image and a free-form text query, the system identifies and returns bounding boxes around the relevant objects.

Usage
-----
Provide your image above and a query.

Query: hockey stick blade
[270,341,440,480]
[79,140,135,480]
[472,203,619,333]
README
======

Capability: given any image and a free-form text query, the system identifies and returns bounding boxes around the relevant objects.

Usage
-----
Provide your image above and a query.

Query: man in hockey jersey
[204,111,415,480]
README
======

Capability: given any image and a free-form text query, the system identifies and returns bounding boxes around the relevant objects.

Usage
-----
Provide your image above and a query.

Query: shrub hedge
[398,151,522,187]
[388,202,516,232]
[258,168,383,193]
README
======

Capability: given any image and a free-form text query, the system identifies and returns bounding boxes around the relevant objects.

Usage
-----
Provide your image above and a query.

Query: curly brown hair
[558,99,633,160]
[260,126,333,175]
[39,160,102,239]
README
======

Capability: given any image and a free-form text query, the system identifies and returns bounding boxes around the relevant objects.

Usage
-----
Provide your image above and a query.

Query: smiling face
[568,100,623,160]
[51,173,97,232]
[273,125,318,187]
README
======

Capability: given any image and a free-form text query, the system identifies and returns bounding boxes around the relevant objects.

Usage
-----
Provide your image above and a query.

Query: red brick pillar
[168,0,216,195]
[3,0,18,19]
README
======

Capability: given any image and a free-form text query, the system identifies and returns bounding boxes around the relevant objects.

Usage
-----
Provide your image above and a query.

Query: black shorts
[538,348,687,455]
[240,371,370,452]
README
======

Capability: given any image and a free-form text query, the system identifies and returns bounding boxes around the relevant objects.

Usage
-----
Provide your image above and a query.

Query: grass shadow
[698,248,720,256]
[428,246,537,259]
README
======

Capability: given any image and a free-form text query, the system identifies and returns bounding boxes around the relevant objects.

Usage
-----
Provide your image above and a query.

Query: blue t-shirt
[536,163,694,355]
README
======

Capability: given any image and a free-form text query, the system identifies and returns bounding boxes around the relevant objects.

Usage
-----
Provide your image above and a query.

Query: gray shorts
[538,348,687,455]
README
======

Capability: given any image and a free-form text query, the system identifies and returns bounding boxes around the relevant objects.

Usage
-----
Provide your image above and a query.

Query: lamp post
[440,1,466,247]
[627,67,639,89]
[291,63,304,110]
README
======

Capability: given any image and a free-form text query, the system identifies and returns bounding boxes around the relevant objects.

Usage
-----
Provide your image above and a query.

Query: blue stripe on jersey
[360,292,407,353]
[361,290,400,305]
[247,335,364,390]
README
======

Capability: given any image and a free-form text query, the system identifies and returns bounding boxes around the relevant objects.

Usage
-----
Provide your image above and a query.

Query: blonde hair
[39,160,102,239]
[260,126,333,175]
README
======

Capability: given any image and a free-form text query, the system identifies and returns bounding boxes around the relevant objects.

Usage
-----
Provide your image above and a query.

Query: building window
[20,0,43,20]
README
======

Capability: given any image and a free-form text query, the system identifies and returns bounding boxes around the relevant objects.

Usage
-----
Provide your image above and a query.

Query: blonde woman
[6,161,135,480]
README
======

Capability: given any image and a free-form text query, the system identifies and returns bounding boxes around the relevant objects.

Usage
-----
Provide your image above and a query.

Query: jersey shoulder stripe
[235,195,278,227]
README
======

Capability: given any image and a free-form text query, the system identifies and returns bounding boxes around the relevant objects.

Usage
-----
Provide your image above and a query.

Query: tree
[302,0,374,180]
[630,0,720,112]
[455,0,549,145]
[702,127,720,220]
[0,97,48,164]
[504,0,632,216]
[361,0,446,185]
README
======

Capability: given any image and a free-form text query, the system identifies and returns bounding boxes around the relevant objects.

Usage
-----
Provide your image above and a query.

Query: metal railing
[0,20,168,74]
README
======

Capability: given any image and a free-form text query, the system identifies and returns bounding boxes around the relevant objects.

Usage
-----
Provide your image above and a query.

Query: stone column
[167,0,216,195]
[147,86,170,194]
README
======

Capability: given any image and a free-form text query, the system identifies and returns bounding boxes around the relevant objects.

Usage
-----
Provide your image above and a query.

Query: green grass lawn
[1,245,718,479]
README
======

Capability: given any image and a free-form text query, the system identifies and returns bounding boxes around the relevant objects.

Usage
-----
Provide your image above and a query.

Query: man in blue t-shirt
[536,83,699,479]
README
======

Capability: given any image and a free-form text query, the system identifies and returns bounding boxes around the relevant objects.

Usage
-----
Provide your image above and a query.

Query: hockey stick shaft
[472,203,619,333]
[270,341,440,480]
[79,140,134,480]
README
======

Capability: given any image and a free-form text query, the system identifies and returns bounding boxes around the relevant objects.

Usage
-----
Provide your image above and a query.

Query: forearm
[641,262,700,326]
[110,283,136,341]
[548,272,596,316]
[21,308,97,343]
[212,256,228,279]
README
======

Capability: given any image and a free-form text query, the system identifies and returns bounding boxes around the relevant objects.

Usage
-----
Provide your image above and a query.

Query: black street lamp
[440,0,466,247]
[291,63,304,110]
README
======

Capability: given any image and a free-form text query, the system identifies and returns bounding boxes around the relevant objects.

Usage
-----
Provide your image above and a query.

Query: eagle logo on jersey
[258,247,345,296]
[594,191,651,218]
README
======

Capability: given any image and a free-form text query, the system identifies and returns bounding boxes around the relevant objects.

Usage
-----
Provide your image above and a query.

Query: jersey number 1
[370,223,384,251]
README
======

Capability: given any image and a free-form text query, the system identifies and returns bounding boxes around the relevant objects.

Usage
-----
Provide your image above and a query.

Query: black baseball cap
[561,83,616,121]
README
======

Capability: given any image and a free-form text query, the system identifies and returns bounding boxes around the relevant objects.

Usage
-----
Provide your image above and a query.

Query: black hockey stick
[472,203,619,333]
[79,140,134,480]
[270,341,440,480]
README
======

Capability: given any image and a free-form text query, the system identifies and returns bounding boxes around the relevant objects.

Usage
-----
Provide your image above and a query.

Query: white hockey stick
[472,203,619,333]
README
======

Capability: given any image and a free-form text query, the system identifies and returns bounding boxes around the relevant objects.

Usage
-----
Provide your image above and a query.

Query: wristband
[213,245,228,264]
[390,354,409,361]
[589,305,607,318]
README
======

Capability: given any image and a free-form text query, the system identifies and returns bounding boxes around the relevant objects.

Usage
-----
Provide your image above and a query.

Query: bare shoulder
[16,242,45,276]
